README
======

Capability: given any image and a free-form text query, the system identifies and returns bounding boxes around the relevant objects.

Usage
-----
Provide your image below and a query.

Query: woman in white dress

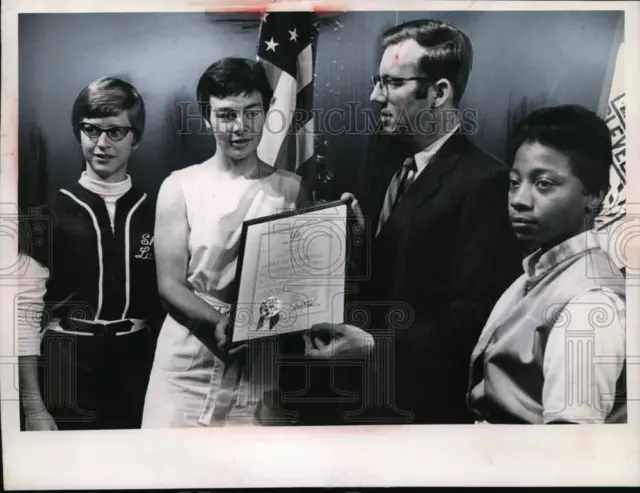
[142,58,308,427]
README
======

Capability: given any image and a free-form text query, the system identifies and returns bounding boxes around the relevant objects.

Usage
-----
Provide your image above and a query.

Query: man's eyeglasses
[371,75,432,91]
[79,122,133,142]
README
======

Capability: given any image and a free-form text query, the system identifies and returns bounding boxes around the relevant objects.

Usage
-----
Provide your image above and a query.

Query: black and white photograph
[1,0,638,488]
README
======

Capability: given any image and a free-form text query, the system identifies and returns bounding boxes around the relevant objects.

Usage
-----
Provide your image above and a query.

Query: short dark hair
[197,57,273,121]
[381,19,473,104]
[71,77,145,143]
[508,104,612,196]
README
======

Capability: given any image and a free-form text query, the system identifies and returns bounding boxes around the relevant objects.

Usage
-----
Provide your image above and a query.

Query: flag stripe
[296,117,315,167]
[295,84,314,127]
[297,43,314,90]
[257,59,297,167]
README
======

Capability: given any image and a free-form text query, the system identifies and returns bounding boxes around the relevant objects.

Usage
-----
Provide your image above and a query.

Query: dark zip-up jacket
[31,182,163,330]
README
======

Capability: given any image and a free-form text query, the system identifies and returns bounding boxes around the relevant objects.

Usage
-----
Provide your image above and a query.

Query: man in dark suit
[321,19,524,425]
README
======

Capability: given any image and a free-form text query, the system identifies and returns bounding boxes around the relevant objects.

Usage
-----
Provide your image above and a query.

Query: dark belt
[59,318,136,337]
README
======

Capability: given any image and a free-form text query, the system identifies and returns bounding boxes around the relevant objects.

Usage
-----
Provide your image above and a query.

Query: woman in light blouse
[141,58,309,428]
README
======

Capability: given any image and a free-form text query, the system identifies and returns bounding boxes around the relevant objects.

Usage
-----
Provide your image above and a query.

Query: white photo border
[1,0,639,488]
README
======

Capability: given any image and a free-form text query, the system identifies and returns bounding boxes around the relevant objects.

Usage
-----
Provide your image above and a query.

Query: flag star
[265,37,279,52]
[289,29,299,42]
[261,12,269,22]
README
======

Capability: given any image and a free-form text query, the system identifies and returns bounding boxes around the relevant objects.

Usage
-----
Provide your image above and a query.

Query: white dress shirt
[409,123,460,184]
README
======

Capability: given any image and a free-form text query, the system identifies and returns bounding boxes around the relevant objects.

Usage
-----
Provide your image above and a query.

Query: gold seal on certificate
[229,199,349,344]
[257,296,281,331]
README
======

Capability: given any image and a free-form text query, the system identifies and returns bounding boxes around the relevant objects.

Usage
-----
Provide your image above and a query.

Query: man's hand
[214,314,230,350]
[341,192,365,231]
[303,323,375,358]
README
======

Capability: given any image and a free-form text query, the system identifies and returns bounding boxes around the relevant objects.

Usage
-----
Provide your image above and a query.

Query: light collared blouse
[468,229,626,424]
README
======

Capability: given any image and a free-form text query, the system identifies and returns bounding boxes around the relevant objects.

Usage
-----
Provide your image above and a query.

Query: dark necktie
[376,156,417,237]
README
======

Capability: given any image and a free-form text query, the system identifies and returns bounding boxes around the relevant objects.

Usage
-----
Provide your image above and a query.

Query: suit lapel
[376,133,468,238]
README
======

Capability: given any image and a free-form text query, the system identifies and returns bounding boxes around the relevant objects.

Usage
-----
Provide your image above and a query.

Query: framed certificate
[229,198,350,345]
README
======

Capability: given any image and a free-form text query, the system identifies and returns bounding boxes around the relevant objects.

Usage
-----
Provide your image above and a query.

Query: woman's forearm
[159,279,226,355]
[18,356,45,413]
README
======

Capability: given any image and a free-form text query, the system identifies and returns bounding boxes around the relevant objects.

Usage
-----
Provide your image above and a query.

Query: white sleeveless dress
[141,161,302,428]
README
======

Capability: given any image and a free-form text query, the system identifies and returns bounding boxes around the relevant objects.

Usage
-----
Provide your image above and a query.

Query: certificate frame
[227,197,352,348]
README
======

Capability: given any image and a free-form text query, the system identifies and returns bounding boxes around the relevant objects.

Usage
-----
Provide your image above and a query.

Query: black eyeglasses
[79,122,133,142]
[371,75,432,90]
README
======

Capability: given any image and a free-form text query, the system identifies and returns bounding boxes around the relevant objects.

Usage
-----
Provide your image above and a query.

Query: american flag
[596,40,626,232]
[256,11,318,174]
[594,40,626,271]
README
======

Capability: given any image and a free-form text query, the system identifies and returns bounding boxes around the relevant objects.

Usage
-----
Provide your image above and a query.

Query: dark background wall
[18,10,623,209]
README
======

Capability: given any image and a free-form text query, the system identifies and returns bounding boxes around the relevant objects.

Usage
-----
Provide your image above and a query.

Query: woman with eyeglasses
[21,77,162,430]
[141,58,309,428]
